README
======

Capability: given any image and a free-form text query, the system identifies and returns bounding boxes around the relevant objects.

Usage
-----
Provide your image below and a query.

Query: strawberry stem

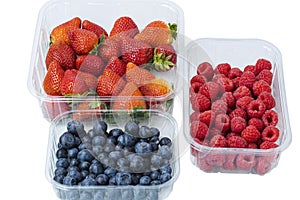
[168,23,177,40]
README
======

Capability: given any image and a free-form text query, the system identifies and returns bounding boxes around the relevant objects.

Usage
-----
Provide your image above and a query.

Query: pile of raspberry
[189,58,279,174]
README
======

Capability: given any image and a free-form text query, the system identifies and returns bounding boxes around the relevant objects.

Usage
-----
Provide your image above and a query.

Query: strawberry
[45,43,76,70]
[60,69,88,96]
[75,54,105,76]
[82,19,108,38]
[77,71,98,91]
[140,78,172,97]
[134,20,177,47]
[109,16,139,39]
[50,17,81,45]
[96,69,125,96]
[105,57,126,78]
[113,82,147,110]
[121,38,153,65]
[72,101,107,121]
[153,44,177,72]
[43,100,70,120]
[125,62,155,86]
[68,28,99,55]
[43,60,65,95]
[98,37,121,63]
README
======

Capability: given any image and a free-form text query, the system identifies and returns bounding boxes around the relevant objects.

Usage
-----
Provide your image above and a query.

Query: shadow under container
[183,38,292,175]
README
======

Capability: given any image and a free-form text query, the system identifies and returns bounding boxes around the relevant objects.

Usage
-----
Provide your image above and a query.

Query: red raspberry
[190,93,211,112]
[190,82,202,94]
[248,143,258,149]
[228,67,243,79]
[200,81,220,100]
[194,138,210,147]
[227,136,248,148]
[229,108,247,120]
[244,65,256,74]
[226,132,239,139]
[260,141,278,149]
[200,110,216,127]
[257,92,276,110]
[211,99,228,115]
[241,125,261,143]
[252,80,271,97]
[233,86,251,99]
[209,135,227,147]
[231,117,247,133]
[257,69,273,85]
[248,118,265,132]
[222,154,236,171]
[190,120,209,140]
[205,153,226,167]
[197,62,214,80]
[247,99,266,118]
[190,111,200,122]
[215,63,231,77]
[221,92,236,108]
[262,126,279,142]
[262,110,278,126]
[255,157,272,175]
[209,127,225,139]
[214,76,234,92]
[236,96,254,110]
[236,154,256,171]
[214,114,231,132]
[232,77,241,89]
[255,58,272,74]
[197,157,213,172]
[190,74,207,85]
[239,71,256,89]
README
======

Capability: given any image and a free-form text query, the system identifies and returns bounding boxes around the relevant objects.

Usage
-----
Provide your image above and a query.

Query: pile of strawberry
[189,58,280,174]
[42,16,177,119]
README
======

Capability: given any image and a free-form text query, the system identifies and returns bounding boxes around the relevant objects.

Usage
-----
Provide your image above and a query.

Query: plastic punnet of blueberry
[53,120,174,188]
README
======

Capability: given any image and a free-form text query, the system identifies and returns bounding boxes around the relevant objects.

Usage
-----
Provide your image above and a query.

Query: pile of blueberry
[53,120,174,187]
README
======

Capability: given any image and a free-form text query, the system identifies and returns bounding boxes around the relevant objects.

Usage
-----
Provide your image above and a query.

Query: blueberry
[159,137,172,147]
[150,127,160,137]
[53,174,64,184]
[67,120,85,136]
[96,174,109,185]
[79,161,91,171]
[117,158,130,169]
[109,128,123,137]
[81,135,92,145]
[115,144,124,151]
[150,180,161,185]
[106,136,118,145]
[56,158,69,169]
[78,143,88,151]
[77,149,94,162]
[104,167,117,178]
[92,159,101,164]
[63,175,77,186]
[160,173,172,183]
[124,121,139,136]
[67,170,83,182]
[158,145,173,160]
[80,177,97,186]
[115,172,132,185]
[59,132,76,149]
[150,170,160,180]
[92,145,104,155]
[139,126,152,138]
[68,148,79,159]
[109,176,116,185]
[93,120,108,135]
[160,165,172,175]
[80,170,89,179]
[139,176,151,185]
[151,154,163,168]
[56,148,68,159]
[131,173,142,185]
[134,142,153,154]
[129,155,145,173]
[89,163,104,175]
[101,157,116,169]
[86,174,96,179]
[68,166,80,172]
[87,129,98,138]
[80,191,92,200]
[74,136,82,146]
[123,133,137,147]
[109,151,123,160]
[150,142,159,151]
[55,167,67,176]
[104,143,115,153]
[150,135,159,144]
[92,135,106,146]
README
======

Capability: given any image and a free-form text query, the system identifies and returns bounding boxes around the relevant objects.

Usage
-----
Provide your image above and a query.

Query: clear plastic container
[28,0,184,121]
[46,109,179,200]
[183,38,292,175]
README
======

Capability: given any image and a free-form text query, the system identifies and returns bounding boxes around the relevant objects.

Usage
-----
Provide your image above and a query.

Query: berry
[233,86,251,100]
[211,99,227,115]
[214,114,230,132]
[236,96,254,110]
[125,121,139,136]
[247,143,258,149]
[197,158,213,172]
[96,174,109,185]
[241,125,261,143]
[236,154,256,171]
[228,67,243,79]
[244,65,256,74]
[262,110,278,126]
[209,135,227,147]
[260,141,278,149]
[230,117,246,133]
[135,142,153,154]
[255,157,272,175]
[59,132,76,149]
[215,63,231,77]
[239,71,256,89]
[56,158,69,169]
[93,120,108,135]
[200,82,220,100]
[67,120,85,136]
[222,154,236,171]
[215,76,234,92]
[199,110,215,127]
[197,62,214,80]
[255,58,272,73]
[252,80,271,97]
[258,92,276,110]
[229,108,247,119]
[77,149,94,162]
[190,75,207,85]
[190,111,200,122]
[227,136,248,148]
[190,121,209,140]
[159,137,172,147]
[205,154,226,167]
[190,82,202,94]
[110,16,139,39]
[257,69,273,85]
[139,176,152,185]
[248,118,265,132]
[190,93,211,112]
[247,99,266,118]
[262,126,279,142]
[221,92,236,108]
[159,145,173,160]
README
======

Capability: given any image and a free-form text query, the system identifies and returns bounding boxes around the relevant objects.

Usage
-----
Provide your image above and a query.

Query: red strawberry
[45,43,76,70]
[43,60,65,95]
[43,101,70,120]
[68,28,99,55]
[110,16,139,39]
[121,38,153,65]
[72,101,107,121]
[76,54,105,76]
[82,19,108,38]
[96,69,125,96]
[98,37,121,63]
[50,17,81,45]
[105,57,126,78]
[125,62,155,86]
[153,44,177,72]
[60,69,88,95]
[77,71,98,91]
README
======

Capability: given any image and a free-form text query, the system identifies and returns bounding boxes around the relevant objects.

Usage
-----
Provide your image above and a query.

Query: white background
[1,0,299,199]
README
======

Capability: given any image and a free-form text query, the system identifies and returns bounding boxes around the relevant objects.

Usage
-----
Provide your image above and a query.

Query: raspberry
[260,141,278,149]
[229,108,247,120]
[257,92,276,110]
[221,92,236,108]
[236,96,254,110]
[215,76,234,92]
[214,114,230,132]
[205,153,226,167]
[190,82,202,94]
[200,110,215,127]
[197,157,213,172]
[262,126,279,142]
[209,135,227,147]
[255,58,272,74]
[190,111,200,122]
[222,154,236,171]
[200,81,220,100]
[262,110,278,126]
[190,121,209,140]
[233,86,251,100]
[209,127,224,139]
[252,80,271,97]
[239,71,256,89]
[190,93,211,112]
[232,77,241,89]
[227,136,248,148]
[215,63,231,77]
[190,74,207,85]
[257,69,273,85]
[255,157,272,175]
[247,99,266,118]
[228,67,243,79]
[248,118,265,132]
[197,62,214,80]
[236,154,256,171]
[244,65,256,74]
[241,125,261,143]
[248,143,258,149]
[231,117,246,133]
[211,99,228,115]
[226,132,239,139]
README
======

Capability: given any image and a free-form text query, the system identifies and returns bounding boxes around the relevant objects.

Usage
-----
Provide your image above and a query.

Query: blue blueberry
[150,135,159,144]
[160,173,172,183]
[151,154,163,168]
[134,142,153,154]
[63,175,77,186]
[87,129,98,138]
[108,151,123,160]
[68,148,79,159]
[108,176,116,185]
[139,176,151,185]
[59,132,76,149]
[160,165,172,175]
[86,174,96,179]
[67,170,83,182]
[67,120,85,136]
[96,174,109,185]
[56,158,69,169]
[104,143,115,153]
[129,155,145,173]
[81,135,92,144]
[77,149,94,162]
[115,172,132,185]
[124,121,139,136]
[55,167,67,176]
[79,161,91,171]
[92,135,106,146]
[150,127,160,137]
[150,180,161,185]
[89,163,104,175]
[117,158,130,169]
[158,145,173,160]
[56,148,68,159]
[104,167,117,178]
[109,128,123,137]
[92,145,104,155]
[150,142,159,151]
[106,136,117,145]
[53,174,64,184]
[74,136,82,146]
[150,170,160,180]
[93,120,108,135]
[78,143,88,151]
[80,170,89,179]
[80,177,97,186]
[159,137,172,147]
[121,133,137,147]
[68,166,80,172]
[131,173,142,185]
[138,126,152,138]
